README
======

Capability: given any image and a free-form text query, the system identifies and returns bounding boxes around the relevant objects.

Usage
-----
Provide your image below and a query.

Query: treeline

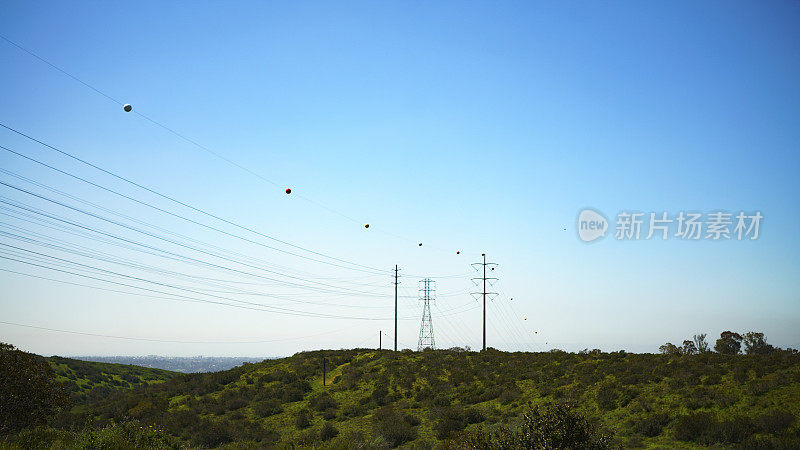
[659,331,786,356]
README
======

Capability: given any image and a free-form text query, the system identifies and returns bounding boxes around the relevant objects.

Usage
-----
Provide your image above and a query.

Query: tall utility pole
[417,278,436,351]
[472,253,498,351]
[393,265,399,351]
[379,331,381,350]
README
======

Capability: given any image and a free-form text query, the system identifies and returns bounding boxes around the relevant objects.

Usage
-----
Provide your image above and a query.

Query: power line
[0,146,393,278]
[0,183,394,297]
[0,227,397,309]
[0,248,396,321]
[0,124,386,274]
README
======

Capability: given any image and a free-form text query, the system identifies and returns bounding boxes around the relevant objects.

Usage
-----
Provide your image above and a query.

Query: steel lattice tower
[417,278,436,351]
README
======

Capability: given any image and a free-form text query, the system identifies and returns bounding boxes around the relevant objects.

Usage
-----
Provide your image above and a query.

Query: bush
[224,397,247,411]
[717,415,754,444]
[632,412,671,437]
[194,419,233,448]
[371,385,389,406]
[498,387,522,404]
[434,407,469,440]
[404,413,422,427]
[373,406,418,447]
[595,387,617,411]
[253,399,282,417]
[309,392,339,411]
[445,403,613,449]
[295,408,313,429]
[319,422,339,441]
[673,411,716,444]
[757,410,795,434]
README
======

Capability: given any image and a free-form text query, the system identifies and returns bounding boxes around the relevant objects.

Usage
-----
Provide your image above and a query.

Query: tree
[743,332,773,355]
[0,342,70,434]
[659,343,681,355]
[714,331,743,355]
[693,333,710,353]
[681,340,698,355]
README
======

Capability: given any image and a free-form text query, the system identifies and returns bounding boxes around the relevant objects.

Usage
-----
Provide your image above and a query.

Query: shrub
[194,419,233,448]
[224,397,247,411]
[498,384,522,404]
[253,399,282,417]
[595,387,617,411]
[717,415,754,444]
[445,403,613,449]
[295,408,313,429]
[342,403,367,418]
[371,385,389,406]
[373,406,417,447]
[404,413,422,427]
[757,410,795,434]
[632,412,670,437]
[310,392,339,411]
[319,422,339,441]
[432,395,451,407]
[673,411,716,444]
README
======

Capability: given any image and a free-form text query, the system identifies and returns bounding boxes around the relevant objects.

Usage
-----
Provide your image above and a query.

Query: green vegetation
[45,355,179,404]
[3,333,800,448]
[0,343,69,434]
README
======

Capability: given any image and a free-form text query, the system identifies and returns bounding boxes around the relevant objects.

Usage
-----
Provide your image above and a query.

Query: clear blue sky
[1,1,798,356]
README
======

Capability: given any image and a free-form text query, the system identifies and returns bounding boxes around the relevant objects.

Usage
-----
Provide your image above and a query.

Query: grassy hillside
[45,356,179,405]
[54,348,800,448]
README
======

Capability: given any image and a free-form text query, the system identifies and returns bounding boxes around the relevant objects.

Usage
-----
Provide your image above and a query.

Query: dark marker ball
[285,188,292,194]
[123,104,132,112]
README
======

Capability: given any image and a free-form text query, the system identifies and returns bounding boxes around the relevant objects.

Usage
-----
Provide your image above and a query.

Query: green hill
[49,348,800,448]
[45,356,179,405]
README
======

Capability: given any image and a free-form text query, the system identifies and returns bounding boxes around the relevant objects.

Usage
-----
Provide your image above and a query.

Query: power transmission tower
[417,278,436,351]
[471,253,498,351]
[394,265,399,351]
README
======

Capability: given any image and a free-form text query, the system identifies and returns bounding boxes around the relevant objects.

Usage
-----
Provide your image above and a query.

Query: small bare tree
[693,333,709,353]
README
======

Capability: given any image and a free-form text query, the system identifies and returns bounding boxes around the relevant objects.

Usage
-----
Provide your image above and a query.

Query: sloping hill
[45,356,179,405]
[70,348,800,448]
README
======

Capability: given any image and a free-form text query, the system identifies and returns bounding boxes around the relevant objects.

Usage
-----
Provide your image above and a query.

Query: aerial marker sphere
[418,243,422,247]
[123,104,132,112]
[364,223,370,229]
[456,251,460,255]
[285,188,292,194]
